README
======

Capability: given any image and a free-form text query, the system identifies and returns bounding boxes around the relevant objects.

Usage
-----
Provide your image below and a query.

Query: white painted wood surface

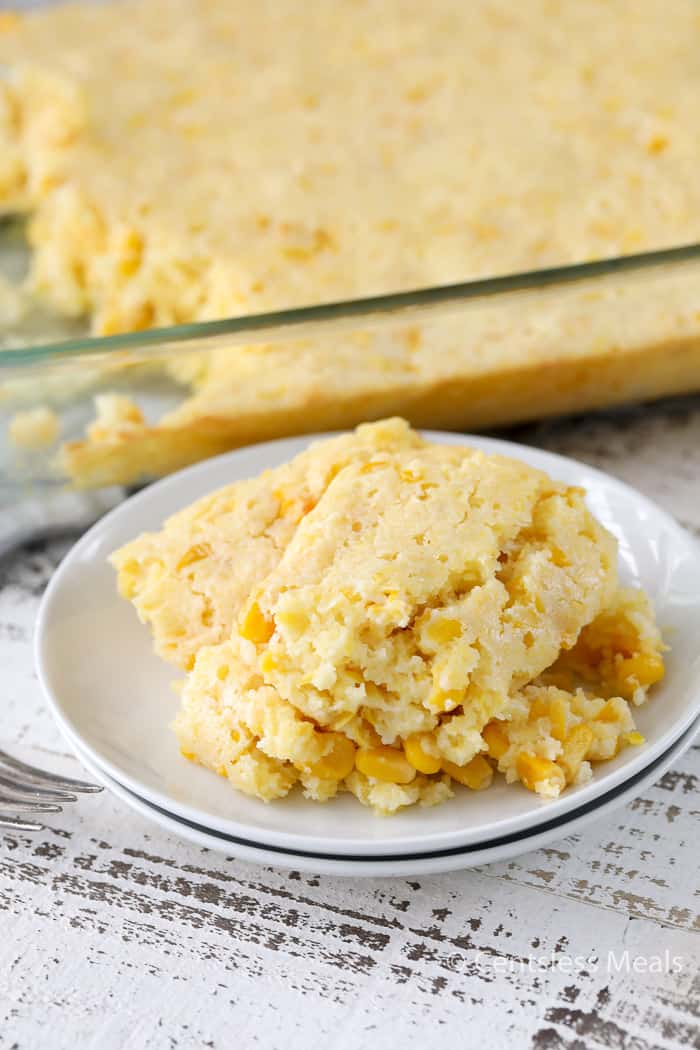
[1,398,699,1050]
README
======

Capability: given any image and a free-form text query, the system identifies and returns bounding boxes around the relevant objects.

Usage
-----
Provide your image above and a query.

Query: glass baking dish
[4,0,700,552]
[2,220,700,550]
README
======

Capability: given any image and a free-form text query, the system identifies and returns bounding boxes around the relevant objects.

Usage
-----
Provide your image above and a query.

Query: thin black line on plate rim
[93,724,695,863]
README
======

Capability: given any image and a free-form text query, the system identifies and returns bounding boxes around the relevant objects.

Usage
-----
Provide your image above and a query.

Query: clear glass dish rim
[4,241,700,368]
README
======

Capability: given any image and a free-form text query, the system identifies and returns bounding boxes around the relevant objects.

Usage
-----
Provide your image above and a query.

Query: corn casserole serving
[2,1,700,486]
[112,420,665,815]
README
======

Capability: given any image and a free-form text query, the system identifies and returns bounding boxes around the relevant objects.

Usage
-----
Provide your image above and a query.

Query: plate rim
[36,428,700,856]
[65,715,699,877]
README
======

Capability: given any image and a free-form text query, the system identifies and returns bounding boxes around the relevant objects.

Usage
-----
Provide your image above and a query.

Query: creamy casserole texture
[112,421,665,814]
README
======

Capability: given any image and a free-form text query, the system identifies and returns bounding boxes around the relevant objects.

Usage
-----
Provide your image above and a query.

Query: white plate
[66,717,699,876]
[36,431,700,857]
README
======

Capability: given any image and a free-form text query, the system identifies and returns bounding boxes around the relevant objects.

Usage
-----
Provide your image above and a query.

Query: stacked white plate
[36,433,700,876]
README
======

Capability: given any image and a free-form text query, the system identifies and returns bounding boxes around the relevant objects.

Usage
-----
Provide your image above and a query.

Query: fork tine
[0,771,77,802]
[0,813,44,832]
[0,749,102,793]
[0,796,62,814]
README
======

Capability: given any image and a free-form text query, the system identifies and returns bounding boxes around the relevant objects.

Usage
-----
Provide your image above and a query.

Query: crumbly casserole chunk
[112,421,665,814]
[111,418,422,668]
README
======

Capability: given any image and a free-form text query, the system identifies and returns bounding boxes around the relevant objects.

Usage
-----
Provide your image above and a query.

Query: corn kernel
[516,753,566,794]
[615,653,664,690]
[529,696,548,721]
[598,699,624,723]
[428,688,463,713]
[547,697,568,741]
[559,724,594,783]
[426,618,463,646]
[240,601,274,643]
[260,651,277,674]
[176,543,211,571]
[442,755,493,790]
[117,566,138,600]
[118,231,143,277]
[308,734,356,781]
[622,731,645,747]
[356,746,416,784]
[276,610,310,635]
[482,720,509,760]
[274,488,316,522]
[404,733,441,775]
[647,134,668,154]
[550,546,570,568]
[529,696,568,741]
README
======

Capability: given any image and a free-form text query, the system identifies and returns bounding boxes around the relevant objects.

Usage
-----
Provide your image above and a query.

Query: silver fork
[0,748,102,831]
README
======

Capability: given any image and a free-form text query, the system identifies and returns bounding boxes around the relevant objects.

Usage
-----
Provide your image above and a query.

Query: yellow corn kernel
[307,734,356,781]
[559,724,594,783]
[404,733,441,775]
[98,315,122,337]
[274,488,316,522]
[550,546,570,568]
[356,746,416,784]
[259,651,277,674]
[547,696,568,741]
[426,618,463,646]
[482,720,509,760]
[647,134,668,154]
[276,610,310,635]
[180,748,195,762]
[529,696,548,720]
[240,601,274,643]
[598,699,624,724]
[622,731,645,747]
[116,560,139,600]
[273,488,293,515]
[359,460,385,474]
[516,753,566,795]
[443,755,493,791]
[428,688,464,713]
[176,543,211,571]
[529,695,568,741]
[615,653,664,690]
[118,231,143,277]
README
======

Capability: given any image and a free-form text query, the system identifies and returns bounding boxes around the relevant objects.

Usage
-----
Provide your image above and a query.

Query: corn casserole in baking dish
[2,1,700,486]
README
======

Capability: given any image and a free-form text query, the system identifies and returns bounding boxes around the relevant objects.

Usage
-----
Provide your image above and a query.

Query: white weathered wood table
[1,399,698,1050]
